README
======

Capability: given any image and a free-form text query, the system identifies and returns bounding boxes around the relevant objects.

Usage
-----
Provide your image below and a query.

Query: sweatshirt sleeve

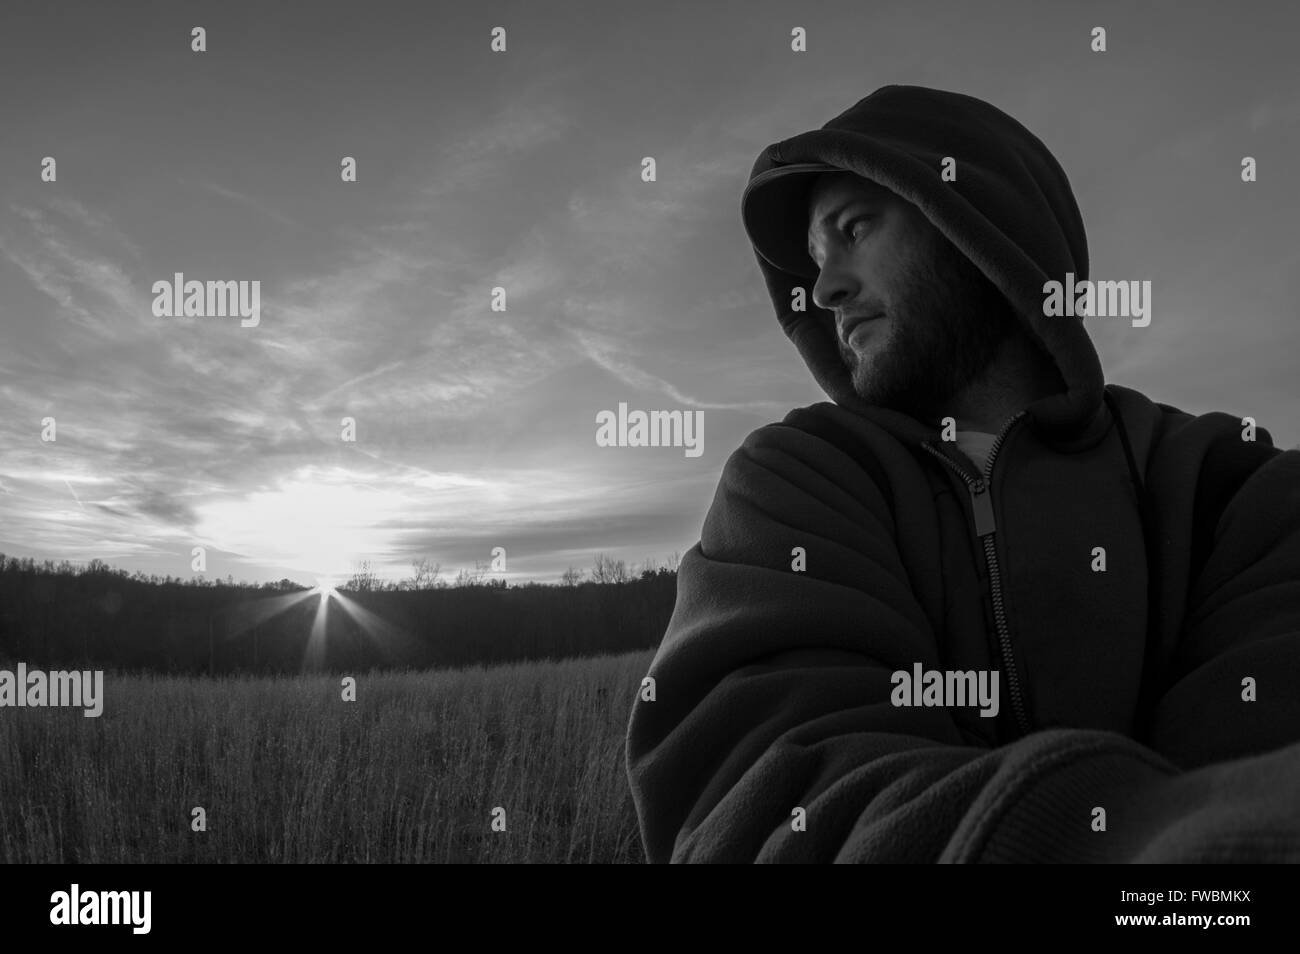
[957,442,1300,863]
[623,420,1300,863]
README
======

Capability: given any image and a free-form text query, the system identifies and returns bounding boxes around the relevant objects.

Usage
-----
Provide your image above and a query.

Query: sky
[0,0,1296,586]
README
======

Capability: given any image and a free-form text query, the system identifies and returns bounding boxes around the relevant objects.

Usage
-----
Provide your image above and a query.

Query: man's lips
[838,313,883,345]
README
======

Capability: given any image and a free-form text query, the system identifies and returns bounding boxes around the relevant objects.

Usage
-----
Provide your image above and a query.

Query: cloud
[184,177,306,230]
[419,97,574,200]
[0,203,149,336]
[569,325,783,412]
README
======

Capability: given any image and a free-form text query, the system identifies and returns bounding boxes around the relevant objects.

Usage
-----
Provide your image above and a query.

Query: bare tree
[452,559,491,588]
[345,559,379,592]
[407,557,442,590]
[591,552,629,584]
[560,566,583,587]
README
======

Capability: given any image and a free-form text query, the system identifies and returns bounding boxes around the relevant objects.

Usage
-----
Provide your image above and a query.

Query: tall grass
[0,650,654,863]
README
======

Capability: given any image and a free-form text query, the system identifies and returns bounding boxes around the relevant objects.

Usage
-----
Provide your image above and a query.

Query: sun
[314,577,337,596]
[192,473,409,583]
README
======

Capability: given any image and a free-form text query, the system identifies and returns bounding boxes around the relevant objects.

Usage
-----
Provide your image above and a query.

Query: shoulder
[723,402,909,496]
[705,403,910,528]
[1106,382,1281,473]
[1111,384,1293,568]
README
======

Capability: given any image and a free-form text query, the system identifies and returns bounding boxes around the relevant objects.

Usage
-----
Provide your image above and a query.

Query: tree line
[0,551,681,675]
[339,551,670,591]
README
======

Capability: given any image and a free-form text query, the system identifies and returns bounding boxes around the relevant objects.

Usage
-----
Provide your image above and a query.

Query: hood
[740,84,1106,444]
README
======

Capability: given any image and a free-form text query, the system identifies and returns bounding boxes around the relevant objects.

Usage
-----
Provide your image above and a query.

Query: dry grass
[0,650,654,863]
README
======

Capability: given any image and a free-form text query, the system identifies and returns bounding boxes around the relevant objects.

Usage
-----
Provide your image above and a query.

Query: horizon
[0,548,675,590]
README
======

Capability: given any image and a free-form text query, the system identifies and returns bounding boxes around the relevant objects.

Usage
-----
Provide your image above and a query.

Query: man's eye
[843,216,873,241]
[808,217,874,264]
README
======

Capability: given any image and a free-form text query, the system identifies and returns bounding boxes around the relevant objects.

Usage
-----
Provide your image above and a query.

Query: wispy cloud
[570,326,783,412]
[419,97,574,200]
[0,203,149,336]
[184,177,307,230]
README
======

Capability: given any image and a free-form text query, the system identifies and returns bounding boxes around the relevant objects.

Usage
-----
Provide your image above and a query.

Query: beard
[838,229,1030,423]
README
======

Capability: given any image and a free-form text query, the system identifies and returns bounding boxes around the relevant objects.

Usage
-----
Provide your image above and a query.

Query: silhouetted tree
[344,559,378,592]
[590,553,629,584]
[406,557,443,590]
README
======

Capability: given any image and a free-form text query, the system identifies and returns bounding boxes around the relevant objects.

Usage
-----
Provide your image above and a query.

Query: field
[0,649,655,863]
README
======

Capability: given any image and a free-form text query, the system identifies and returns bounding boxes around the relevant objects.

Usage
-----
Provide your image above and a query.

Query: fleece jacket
[624,84,1300,863]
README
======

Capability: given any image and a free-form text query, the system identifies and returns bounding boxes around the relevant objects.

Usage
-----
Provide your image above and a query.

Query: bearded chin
[841,322,955,422]
[842,294,1024,423]
[835,227,1029,421]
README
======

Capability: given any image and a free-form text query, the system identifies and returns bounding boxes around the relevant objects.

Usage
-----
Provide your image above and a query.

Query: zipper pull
[968,478,996,536]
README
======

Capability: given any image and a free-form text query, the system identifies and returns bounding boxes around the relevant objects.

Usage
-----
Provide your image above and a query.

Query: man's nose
[811,251,860,313]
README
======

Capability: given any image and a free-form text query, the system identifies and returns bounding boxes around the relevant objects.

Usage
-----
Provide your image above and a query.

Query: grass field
[0,649,655,863]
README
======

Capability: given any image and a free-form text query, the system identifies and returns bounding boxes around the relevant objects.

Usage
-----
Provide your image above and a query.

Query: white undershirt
[955,430,997,473]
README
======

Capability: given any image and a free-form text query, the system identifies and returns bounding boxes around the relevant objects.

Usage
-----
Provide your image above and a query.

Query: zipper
[921,411,1031,737]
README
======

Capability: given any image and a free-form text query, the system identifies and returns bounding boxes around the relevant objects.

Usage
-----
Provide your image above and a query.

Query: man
[624,84,1300,862]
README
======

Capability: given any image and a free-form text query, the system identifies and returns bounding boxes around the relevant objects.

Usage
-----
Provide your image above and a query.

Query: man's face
[805,171,1024,422]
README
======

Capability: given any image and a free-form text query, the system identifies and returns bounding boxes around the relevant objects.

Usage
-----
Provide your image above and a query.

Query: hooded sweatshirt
[624,85,1300,863]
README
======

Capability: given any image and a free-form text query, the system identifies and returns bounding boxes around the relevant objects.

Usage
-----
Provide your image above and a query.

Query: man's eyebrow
[807,198,876,257]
